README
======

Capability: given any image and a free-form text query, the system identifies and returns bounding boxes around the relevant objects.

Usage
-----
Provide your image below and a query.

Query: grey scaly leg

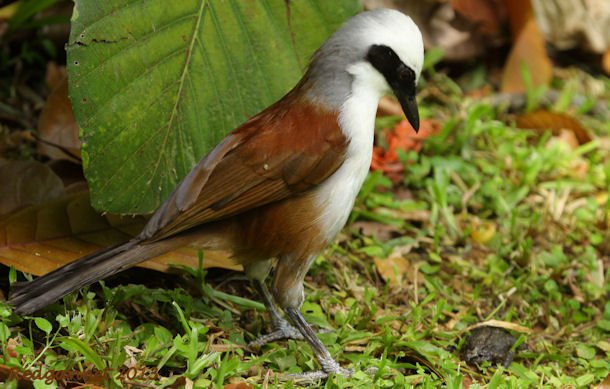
[248,280,304,348]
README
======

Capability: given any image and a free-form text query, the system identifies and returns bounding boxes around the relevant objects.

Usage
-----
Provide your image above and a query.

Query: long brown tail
[9,238,177,315]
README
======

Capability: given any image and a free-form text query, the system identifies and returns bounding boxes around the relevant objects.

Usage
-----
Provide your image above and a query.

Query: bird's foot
[248,319,304,348]
[282,358,353,382]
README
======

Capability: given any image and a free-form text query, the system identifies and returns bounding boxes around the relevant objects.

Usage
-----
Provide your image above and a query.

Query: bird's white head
[304,8,424,131]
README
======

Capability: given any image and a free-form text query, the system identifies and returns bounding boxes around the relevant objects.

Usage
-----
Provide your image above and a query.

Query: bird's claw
[282,366,353,382]
[248,321,304,349]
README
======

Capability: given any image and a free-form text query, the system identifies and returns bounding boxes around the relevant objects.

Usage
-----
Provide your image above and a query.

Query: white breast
[314,62,383,242]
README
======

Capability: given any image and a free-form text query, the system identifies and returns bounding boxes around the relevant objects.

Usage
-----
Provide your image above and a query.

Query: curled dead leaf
[516,110,591,145]
[501,19,552,93]
[470,219,496,244]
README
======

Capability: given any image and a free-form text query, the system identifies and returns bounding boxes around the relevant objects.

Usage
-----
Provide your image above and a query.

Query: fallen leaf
[374,255,410,286]
[470,219,496,244]
[224,383,254,389]
[516,110,591,144]
[351,221,400,241]
[45,61,66,90]
[0,3,18,21]
[546,129,579,151]
[450,0,504,36]
[464,319,532,334]
[0,159,65,217]
[503,0,532,40]
[501,18,552,92]
[0,191,241,276]
[37,63,81,162]
[374,244,421,287]
[344,344,367,352]
[371,119,440,183]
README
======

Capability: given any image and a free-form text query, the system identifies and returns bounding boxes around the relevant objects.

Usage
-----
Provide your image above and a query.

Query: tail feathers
[9,239,171,315]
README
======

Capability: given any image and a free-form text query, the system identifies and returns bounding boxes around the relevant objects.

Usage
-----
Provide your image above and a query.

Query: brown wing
[140,99,347,241]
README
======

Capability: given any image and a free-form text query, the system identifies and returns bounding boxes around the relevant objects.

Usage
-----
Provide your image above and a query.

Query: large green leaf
[68,0,360,214]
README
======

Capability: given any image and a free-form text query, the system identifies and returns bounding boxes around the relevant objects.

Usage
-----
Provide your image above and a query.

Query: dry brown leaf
[464,320,532,334]
[470,219,496,244]
[503,0,533,40]
[224,383,254,389]
[374,245,420,287]
[45,62,66,90]
[450,0,504,36]
[547,129,579,150]
[351,221,400,241]
[516,110,591,144]
[374,255,410,286]
[501,18,552,92]
[0,159,65,217]
[0,191,240,276]
[37,64,81,162]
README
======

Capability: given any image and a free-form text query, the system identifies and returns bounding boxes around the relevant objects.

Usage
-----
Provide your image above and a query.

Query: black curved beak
[365,45,420,132]
[395,90,419,133]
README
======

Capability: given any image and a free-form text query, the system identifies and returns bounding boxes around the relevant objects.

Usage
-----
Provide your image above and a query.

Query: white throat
[314,63,385,241]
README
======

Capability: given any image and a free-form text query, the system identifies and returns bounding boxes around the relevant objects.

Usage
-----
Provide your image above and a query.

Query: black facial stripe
[366,44,416,97]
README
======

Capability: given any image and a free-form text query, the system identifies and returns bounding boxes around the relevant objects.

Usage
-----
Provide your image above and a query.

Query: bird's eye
[396,64,415,81]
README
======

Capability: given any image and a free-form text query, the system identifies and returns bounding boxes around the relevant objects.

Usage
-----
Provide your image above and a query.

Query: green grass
[1,65,609,388]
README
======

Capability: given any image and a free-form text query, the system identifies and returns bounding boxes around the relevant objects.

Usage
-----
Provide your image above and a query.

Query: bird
[9,8,424,378]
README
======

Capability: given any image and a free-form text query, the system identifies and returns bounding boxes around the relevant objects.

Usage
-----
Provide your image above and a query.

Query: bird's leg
[248,280,304,348]
[272,256,352,379]
[244,261,303,347]
[283,307,351,379]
